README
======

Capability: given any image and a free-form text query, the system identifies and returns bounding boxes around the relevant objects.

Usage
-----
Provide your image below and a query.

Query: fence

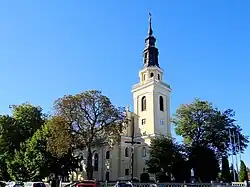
[30,181,250,187]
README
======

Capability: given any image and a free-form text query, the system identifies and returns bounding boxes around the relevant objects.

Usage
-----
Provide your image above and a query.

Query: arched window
[142,147,146,157]
[158,74,160,80]
[141,96,146,111]
[125,147,129,157]
[159,96,164,111]
[150,73,154,77]
[94,153,98,171]
[106,150,110,159]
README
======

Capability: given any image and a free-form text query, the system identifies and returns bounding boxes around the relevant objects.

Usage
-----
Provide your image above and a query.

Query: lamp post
[124,112,141,181]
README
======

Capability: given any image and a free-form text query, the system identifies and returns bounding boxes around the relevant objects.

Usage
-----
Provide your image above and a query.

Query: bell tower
[131,13,172,138]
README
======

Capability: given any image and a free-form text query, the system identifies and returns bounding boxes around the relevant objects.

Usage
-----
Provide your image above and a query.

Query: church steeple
[143,13,159,68]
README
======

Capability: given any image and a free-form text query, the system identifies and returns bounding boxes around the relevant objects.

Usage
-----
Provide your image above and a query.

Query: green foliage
[0,103,78,181]
[10,103,45,143]
[46,116,72,158]
[239,160,249,182]
[155,172,170,183]
[189,145,220,182]
[49,90,126,179]
[146,136,190,182]
[6,143,30,181]
[172,98,249,157]
[140,172,150,183]
[221,156,231,182]
[0,115,20,155]
[0,103,46,181]
[24,125,49,181]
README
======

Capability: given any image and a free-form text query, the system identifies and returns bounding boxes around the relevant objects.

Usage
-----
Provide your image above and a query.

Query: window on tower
[159,96,164,111]
[150,72,154,77]
[141,96,146,111]
[106,150,110,159]
[144,53,148,64]
[142,118,146,125]
[158,74,161,80]
[125,147,129,157]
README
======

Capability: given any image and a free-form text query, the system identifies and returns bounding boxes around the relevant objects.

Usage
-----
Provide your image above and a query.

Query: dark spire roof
[148,12,153,36]
[142,13,160,68]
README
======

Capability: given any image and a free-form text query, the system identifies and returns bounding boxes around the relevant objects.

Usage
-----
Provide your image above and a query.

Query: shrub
[140,172,150,183]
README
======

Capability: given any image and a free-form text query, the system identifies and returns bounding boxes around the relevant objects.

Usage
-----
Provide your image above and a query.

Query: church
[71,14,172,182]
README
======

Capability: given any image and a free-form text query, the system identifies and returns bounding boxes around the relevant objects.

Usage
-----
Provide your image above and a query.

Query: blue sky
[0,0,249,167]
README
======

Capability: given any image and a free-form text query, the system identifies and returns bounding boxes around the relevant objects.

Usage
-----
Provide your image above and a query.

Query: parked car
[114,181,133,187]
[76,180,100,187]
[65,180,100,187]
[24,182,46,187]
[7,182,24,187]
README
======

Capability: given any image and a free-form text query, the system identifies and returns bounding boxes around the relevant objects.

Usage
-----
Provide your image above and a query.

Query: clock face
[160,120,164,125]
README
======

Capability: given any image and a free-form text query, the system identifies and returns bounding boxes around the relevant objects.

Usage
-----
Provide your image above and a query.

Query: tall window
[142,147,146,157]
[106,172,110,182]
[141,96,146,111]
[125,169,129,176]
[125,147,129,157]
[94,153,98,171]
[150,73,154,77]
[159,96,164,111]
[106,150,110,159]
[158,74,161,80]
[144,53,148,64]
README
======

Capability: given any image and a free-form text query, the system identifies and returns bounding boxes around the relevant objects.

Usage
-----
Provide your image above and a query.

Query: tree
[6,143,30,181]
[172,98,249,157]
[10,103,46,143]
[47,116,73,158]
[0,103,46,181]
[140,172,150,183]
[146,136,190,182]
[189,145,220,182]
[221,156,231,182]
[24,120,79,181]
[0,115,18,180]
[239,160,249,182]
[47,90,126,179]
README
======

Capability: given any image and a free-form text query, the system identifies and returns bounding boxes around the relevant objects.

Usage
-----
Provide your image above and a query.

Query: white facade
[72,16,172,182]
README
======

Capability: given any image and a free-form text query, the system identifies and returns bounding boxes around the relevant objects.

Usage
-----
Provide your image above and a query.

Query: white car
[114,181,133,187]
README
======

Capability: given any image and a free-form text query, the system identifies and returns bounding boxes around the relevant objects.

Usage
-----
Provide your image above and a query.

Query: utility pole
[229,128,236,182]
[124,113,141,181]
[233,130,239,176]
[237,132,242,162]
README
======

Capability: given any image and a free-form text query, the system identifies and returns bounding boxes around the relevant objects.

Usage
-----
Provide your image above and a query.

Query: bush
[155,172,171,183]
[140,172,150,183]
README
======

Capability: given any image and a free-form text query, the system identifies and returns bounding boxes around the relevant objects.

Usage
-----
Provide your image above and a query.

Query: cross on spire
[148,12,153,36]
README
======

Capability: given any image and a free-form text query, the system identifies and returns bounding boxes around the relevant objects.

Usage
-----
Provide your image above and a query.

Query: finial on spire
[148,12,153,36]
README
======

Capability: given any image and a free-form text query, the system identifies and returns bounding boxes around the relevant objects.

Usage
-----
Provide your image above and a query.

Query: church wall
[152,82,171,136]
[133,84,156,136]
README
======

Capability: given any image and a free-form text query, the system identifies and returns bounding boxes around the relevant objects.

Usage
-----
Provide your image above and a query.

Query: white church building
[72,14,172,182]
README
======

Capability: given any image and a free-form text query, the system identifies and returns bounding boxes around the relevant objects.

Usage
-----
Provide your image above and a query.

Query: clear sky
[0,0,249,167]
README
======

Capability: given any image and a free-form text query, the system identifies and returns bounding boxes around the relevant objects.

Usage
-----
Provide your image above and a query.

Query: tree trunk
[86,146,93,180]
